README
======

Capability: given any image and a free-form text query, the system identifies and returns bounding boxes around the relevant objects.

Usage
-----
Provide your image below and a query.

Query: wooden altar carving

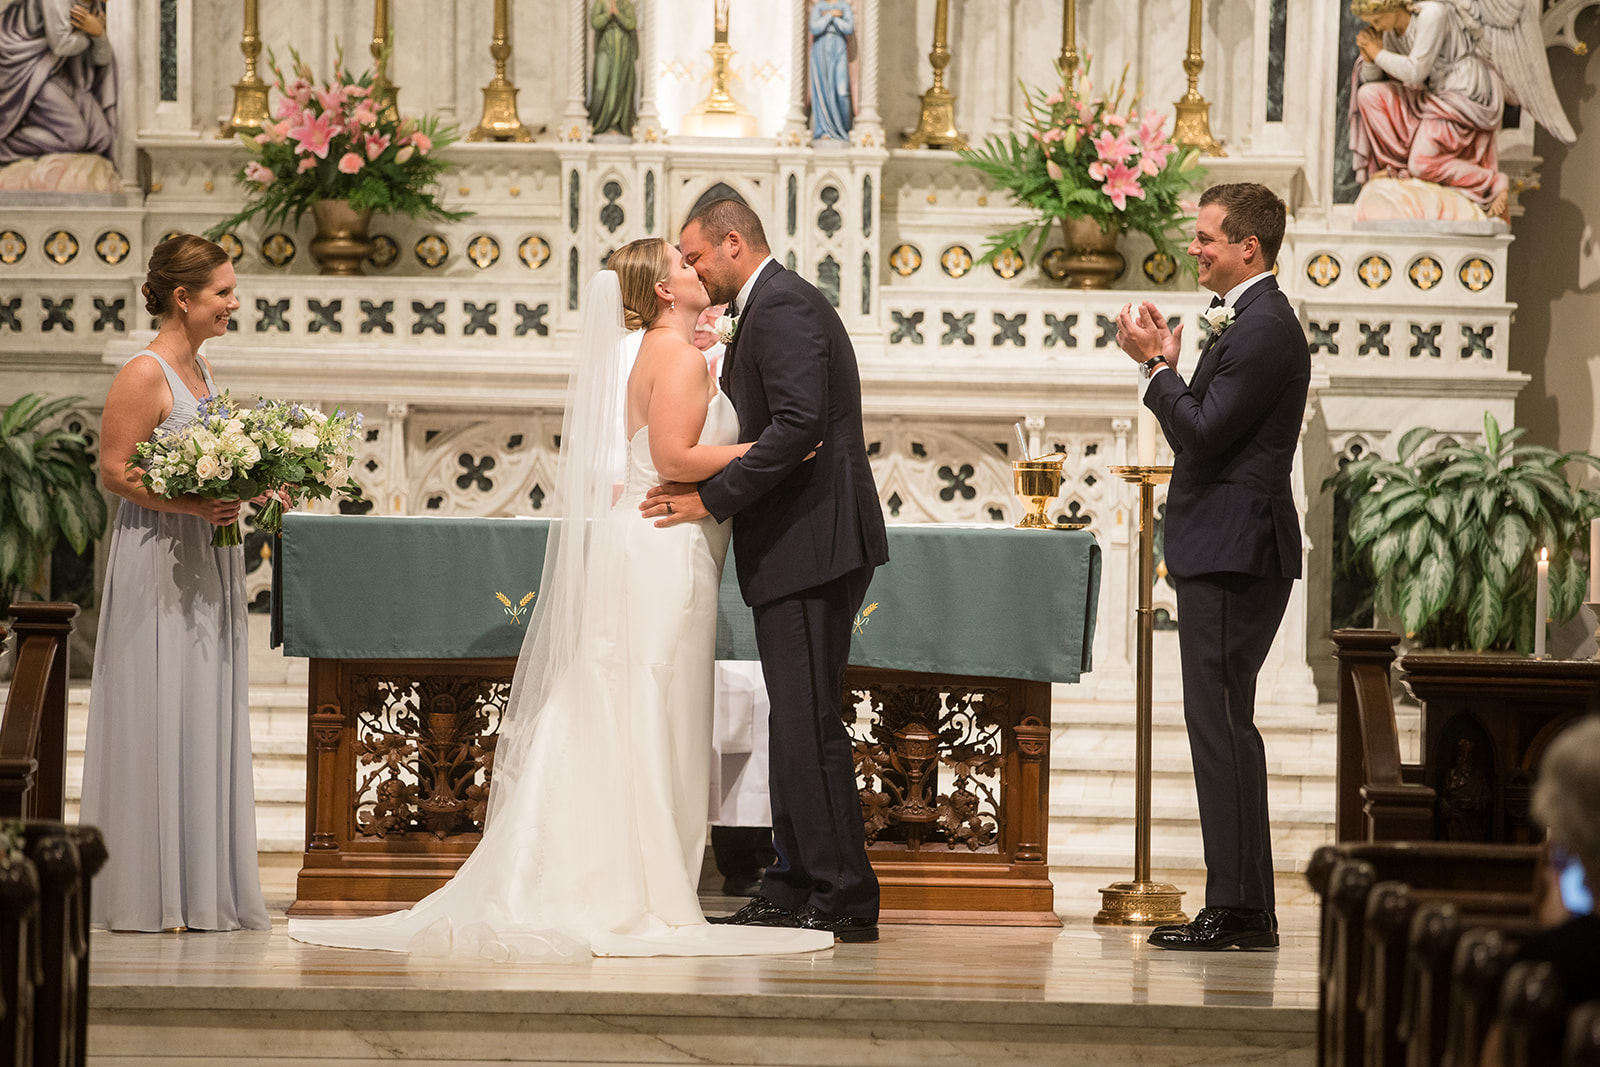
[291,659,1055,925]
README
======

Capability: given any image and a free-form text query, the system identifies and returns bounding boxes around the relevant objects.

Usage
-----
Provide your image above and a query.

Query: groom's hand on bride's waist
[640,482,709,527]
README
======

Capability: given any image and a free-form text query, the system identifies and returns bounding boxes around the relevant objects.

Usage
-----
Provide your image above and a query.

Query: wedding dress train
[287,392,832,960]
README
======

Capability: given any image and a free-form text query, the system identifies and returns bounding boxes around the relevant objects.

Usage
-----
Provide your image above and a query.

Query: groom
[641,198,889,942]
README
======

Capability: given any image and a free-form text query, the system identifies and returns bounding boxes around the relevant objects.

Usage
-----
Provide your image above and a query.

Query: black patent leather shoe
[707,896,798,927]
[1146,906,1278,951]
[795,903,879,943]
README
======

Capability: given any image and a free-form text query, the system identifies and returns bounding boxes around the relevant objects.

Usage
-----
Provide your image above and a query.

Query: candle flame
[1541,547,1549,562]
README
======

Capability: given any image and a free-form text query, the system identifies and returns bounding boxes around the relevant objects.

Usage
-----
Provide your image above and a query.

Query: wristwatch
[1140,356,1167,378]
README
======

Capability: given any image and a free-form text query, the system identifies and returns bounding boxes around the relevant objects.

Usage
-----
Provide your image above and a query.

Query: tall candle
[1535,547,1549,658]
[1136,396,1157,466]
[1591,518,1600,602]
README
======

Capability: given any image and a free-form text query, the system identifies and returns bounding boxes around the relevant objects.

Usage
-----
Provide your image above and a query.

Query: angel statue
[1350,0,1575,224]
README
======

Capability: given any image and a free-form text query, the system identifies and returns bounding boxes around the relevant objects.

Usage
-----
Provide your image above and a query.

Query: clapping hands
[1115,301,1183,372]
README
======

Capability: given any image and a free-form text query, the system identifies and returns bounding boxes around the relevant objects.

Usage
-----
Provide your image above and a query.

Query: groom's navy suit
[1143,274,1309,912]
[700,259,889,919]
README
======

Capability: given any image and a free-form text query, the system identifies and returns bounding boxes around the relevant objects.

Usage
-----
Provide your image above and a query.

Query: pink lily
[243,161,275,186]
[395,145,416,164]
[1088,160,1106,182]
[345,84,371,98]
[315,85,348,114]
[1139,112,1168,147]
[288,111,336,157]
[349,103,378,129]
[297,156,318,173]
[1046,159,1063,180]
[407,131,433,155]
[1104,112,1126,128]
[1142,140,1176,172]
[337,152,364,175]
[1091,129,1134,165]
[1042,127,1064,143]
[1044,90,1064,105]
[274,96,303,121]
[1100,162,1146,210]
[364,132,391,161]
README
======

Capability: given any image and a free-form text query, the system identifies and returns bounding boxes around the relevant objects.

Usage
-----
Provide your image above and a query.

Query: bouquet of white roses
[236,397,364,533]
[131,392,362,547]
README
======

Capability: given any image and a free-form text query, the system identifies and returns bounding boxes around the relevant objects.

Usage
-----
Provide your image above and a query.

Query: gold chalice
[1013,455,1079,529]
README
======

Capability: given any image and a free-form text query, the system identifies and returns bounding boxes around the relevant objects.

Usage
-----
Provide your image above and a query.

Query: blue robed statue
[808,1,855,144]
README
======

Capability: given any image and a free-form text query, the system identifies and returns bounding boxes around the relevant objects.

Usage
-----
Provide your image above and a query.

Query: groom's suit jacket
[1143,275,1309,579]
[699,260,890,607]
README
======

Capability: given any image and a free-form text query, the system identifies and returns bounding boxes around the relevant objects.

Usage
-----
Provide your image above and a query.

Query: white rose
[239,441,261,465]
[308,408,328,424]
[217,463,234,481]
[1201,305,1235,333]
[224,418,245,436]
[192,428,218,452]
[195,454,220,480]
[713,314,738,344]
[148,476,168,496]
[290,427,320,450]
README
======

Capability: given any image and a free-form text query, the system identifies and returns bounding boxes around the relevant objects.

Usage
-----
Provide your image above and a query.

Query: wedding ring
[666,502,673,515]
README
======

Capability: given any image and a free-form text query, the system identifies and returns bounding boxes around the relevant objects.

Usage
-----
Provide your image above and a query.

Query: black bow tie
[728,300,740,318]
[1208,295,1225,309]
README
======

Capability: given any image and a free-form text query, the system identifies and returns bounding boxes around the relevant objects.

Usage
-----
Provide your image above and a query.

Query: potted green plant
[955,62,1201,288]
[1325,413,1600,651]
[205,48,467,275]
[0,394,108,608]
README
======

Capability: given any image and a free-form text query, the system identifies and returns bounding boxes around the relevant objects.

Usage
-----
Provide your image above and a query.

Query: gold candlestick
[218,0,271,138]
[467,0,537,141]
[904,0,967,150]
[1096,464,1188,927]
[1172,0,1224,155]
[371,0,400,124]
[1059,0,1079,79]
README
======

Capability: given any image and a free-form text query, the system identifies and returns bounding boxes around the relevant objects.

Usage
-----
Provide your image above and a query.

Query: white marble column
[435,0,459,123]
[851,0,882,147]
[141,0,198,137]
[562,0,590,140]
[782,0,809,144]
[989,0,1013,136]
[635,0,662,141]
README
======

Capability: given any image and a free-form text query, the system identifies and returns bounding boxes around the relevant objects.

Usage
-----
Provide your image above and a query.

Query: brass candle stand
[1096,464,1188,926]
[904,0,966,150]
[1172,0,1224,156]
[371,0,400,124]
[467,0,537,141]
[1059,0,1079,79]
[218,0,270,138]
[683,1,756,137]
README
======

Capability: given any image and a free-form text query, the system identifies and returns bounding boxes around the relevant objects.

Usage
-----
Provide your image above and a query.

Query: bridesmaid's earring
[670,300,676,311]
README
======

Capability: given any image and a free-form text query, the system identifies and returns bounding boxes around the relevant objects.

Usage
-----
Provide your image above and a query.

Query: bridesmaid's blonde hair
[610,238,673,331]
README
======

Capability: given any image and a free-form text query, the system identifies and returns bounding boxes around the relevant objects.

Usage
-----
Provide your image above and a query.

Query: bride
[288,241,834,960]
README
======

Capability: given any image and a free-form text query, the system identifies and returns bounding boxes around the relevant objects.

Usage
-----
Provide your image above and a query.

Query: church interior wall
[1506,8,1600,458]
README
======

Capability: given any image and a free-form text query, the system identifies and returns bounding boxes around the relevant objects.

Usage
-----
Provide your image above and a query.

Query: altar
[274,514,1100,924]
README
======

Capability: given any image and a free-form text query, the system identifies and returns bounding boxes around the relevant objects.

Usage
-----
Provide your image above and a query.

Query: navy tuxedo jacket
[699,261,890,606]
[1143,276,1309,580]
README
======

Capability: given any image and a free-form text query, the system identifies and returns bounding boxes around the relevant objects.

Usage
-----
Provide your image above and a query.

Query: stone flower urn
[309,200,375,276]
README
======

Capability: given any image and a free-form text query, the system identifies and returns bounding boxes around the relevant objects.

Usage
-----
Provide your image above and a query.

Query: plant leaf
[8,480,48,539]
[1415,551,1455,618]
[0,522,25,590]
[1467,576,1504,650]
[52,489,87,556]
[1493,512,1530,578]
[1484,411,1501,459]
[0,394,42,438]
[1372,528,1406,575]
[1397,425,1437,463]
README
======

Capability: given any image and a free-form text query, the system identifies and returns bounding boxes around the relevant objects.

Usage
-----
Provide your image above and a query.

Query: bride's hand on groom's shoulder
[640,482,709,527]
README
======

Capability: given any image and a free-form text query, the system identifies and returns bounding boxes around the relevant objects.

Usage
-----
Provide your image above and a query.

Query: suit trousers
[1173,570,1294,911]
[752,565,880,919]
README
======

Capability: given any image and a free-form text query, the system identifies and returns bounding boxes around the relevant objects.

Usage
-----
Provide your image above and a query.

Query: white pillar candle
[1535,547,1549,658]
[1136,397,1157,466]
[1590,518,1600,603]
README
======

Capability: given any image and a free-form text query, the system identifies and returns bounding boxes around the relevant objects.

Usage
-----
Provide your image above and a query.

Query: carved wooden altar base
[290,660,1057,926]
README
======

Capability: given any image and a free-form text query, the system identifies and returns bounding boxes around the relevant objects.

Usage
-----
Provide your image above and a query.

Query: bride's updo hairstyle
[143,234,230,318]
[610,238,673,331]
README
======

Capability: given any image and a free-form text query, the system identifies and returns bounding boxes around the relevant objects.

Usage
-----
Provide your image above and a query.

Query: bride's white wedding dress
[287,391,833,960]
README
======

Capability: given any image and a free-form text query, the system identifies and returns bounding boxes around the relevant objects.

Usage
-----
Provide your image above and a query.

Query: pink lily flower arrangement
[206,46,466,240]
[957,60,1201,270]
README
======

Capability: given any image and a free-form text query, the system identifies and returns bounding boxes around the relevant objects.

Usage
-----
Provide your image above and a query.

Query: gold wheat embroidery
[496,590,537,624]
[852,601,880,634]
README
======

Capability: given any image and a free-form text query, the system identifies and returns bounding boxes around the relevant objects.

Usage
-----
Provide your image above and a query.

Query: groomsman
[1115,183,1310,951]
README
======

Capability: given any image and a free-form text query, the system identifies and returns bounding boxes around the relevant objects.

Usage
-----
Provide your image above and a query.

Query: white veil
[488,271,628,824]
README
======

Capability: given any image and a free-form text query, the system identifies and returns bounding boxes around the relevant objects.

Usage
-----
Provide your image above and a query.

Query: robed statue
[0,0,120,188]
[1350,0,1574,224]
[808,1,856,144]
[588,0,637,137]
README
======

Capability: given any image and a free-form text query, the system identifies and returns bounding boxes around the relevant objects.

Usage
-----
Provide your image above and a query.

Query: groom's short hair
[686,199,771,255]
[1199,183,1286,269]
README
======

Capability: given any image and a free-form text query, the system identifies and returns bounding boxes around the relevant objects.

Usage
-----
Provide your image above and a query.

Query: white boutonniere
[1200,305,1235,335]
[713,312,739,345]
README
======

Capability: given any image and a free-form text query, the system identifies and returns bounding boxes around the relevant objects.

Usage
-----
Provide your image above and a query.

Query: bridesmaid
[79,235,269,932]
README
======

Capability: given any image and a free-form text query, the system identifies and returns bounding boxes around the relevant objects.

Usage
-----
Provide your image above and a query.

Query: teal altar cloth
[273,515,1101,684]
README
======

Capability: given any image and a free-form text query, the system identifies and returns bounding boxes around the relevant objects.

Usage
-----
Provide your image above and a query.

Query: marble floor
[85,857,1319,1066]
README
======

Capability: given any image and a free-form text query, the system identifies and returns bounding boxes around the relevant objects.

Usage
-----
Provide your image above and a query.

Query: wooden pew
[0,604,79,820]
[1307,842,1539,1067]
[1331,630,1435,843]
[1565,1001,1600,1066]
[1497,960,1569,1067]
